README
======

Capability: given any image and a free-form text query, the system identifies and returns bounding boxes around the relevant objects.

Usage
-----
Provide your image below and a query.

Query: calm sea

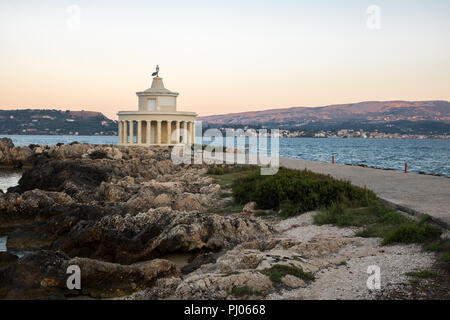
[1,135,450,177]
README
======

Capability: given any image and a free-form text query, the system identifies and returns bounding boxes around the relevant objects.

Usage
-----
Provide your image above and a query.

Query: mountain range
[198,100,450,134]
[198,101,450,125]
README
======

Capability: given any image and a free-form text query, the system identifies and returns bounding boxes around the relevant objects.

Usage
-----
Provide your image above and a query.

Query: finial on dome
[151,65,160,77]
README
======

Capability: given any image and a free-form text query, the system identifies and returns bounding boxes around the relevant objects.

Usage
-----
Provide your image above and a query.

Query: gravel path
[266,212,436,300]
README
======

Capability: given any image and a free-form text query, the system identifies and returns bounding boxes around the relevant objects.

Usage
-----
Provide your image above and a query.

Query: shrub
[207,166,224,175]
[232,167,376,216]
[279,200,302,218]
[207,164,257,176]
[314,202,386,227]
[382,219,441,245]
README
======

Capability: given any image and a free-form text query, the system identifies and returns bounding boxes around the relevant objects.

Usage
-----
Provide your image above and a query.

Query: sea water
[0,169,22,192]
[1,135,449,177]
[0,237,6,252]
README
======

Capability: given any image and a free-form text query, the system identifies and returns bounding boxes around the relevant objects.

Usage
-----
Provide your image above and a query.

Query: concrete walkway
[279,158,450,228]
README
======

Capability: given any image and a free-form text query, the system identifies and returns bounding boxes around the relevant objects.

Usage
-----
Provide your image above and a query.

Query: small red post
[332,155,335,164]
[404,162,407,173]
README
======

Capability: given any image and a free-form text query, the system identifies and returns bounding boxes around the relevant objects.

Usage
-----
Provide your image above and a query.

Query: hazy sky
[0,0,449,119]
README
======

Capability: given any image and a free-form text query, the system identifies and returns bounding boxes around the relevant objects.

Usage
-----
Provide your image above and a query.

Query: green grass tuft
[314,203,440,245]
[426,239,450,271]
[207,165,258,189]
[260,264,314,283]
[442,252,450,263]
[382,219,441,245]
[230,285,262,297]
[405,269,438,279]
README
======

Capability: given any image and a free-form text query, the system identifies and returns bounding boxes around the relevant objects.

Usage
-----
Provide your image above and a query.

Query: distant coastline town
[282,129,450,139]
[1,103,450,139]
[209,127,450,139]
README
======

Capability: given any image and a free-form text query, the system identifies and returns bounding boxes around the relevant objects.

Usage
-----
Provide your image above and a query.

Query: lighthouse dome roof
[137,76,178,96]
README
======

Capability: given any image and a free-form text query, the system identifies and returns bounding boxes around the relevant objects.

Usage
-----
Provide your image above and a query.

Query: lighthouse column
[123,121,128,144]
[166,120,171,144]
[118,121,123,144]
[175,121,180,144]
[129,120,134,144]
[157,120,162,144]
[137,120,142,144]
[146,120,151,144]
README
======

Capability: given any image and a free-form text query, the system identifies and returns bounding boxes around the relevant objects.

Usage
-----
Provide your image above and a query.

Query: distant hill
[0,109,117,135]
[198,100,450,134]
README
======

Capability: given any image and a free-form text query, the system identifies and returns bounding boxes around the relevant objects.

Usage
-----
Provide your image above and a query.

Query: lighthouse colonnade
[118,119,195,145]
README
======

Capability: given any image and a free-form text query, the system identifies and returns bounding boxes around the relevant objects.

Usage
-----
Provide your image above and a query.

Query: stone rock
[199,184,221,195]
[64,257,180,298]
[242,202,257,213]
[281,275,306,289]
[124,186,156,213]
[153,194,172,207]
[0,189,74,226]
[174,193,204,212]
[55,207,273,264]
[8,158,114,201]
[0,250,69,299]
[0,250,180,299]
[0,138,14,150]
[175,271,273,299]
[123,277,182,300]
[181,251,225,275]
[46,143,91,160]
[0,252,19,270]
[289,235,352,259]
[440,230,450,239]
[96,182,129,202]
[146,180,181,196]
[0,138,33,167]
[9,147,33,166]
[85,146,122,161]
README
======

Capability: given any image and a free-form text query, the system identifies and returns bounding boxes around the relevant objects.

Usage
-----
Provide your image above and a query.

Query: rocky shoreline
[0,138,274,299]
[0,138,447,299]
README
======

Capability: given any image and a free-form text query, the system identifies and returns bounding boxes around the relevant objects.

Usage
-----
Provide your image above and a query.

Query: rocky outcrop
[0,140,172,169]
[0,138,14,150]
[9,158,122,200]
[0,252,18,270]
[0,250,179,299]
[54,207,273,264]
[66,257,179,298]
[0,189,75,227]
[122,277,182,300]
[173,193,205,212]
[0,138,33,167]
[0,142,278,299]
[0,142,231,252]
[175,271,273,299]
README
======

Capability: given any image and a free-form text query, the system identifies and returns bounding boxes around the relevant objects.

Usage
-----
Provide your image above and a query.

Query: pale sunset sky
[0,0,449,119]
